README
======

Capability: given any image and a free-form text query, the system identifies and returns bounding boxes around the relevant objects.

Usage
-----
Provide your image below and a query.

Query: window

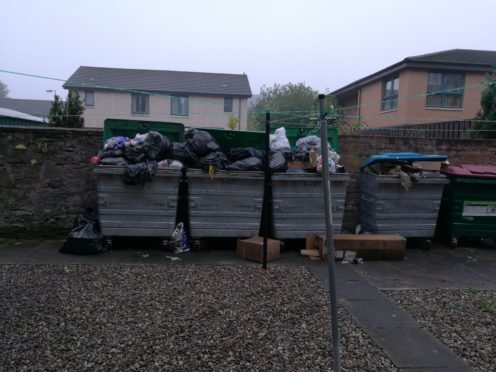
[381,76,399,111]
[224,97,233,112]
[171,95,188,116]
[132,94,149,114]
[426,72,464,108]
[85,90,94,106]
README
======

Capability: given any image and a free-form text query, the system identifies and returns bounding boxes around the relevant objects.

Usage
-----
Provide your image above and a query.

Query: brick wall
[1,126,495,238]
[0,126,102,237]
[338,135,496,231]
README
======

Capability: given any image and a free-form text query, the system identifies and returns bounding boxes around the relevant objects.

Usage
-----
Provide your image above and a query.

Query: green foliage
[471,68,496,139]
[248,82,319,130]
[65,90,85,128]
[48,90,85,128]
[47,94,65,127]
[479,299,495,313]
[0,80,9,98]
[227,115,239,130]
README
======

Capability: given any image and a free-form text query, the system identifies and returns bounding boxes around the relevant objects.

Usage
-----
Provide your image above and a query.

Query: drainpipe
[238,97,242,130]
[357,88,361,119]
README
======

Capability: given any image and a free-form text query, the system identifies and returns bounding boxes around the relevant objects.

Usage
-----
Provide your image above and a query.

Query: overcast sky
[1,0,495,100]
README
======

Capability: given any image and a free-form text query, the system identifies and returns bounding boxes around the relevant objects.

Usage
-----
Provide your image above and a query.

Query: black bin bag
[60,209,107,255]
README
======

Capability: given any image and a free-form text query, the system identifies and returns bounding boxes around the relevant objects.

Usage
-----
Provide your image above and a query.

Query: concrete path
[2,238,493,371]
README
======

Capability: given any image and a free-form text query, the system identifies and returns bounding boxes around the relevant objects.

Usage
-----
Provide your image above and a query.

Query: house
[0,98,51,121]
[331,49,496,127]
[0,107,45,126]
[63,66,252,130]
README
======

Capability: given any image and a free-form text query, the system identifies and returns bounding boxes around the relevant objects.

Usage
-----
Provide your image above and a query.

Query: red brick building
[332,49,496,128]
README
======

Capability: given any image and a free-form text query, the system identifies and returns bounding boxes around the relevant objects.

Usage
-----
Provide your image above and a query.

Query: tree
[65,90,85,128]
[47,94,65,127]
[227,114,239,130]
[0,80,9,98]
[48,90,84,128]
[472,68,496,139]
[248,82,319,131]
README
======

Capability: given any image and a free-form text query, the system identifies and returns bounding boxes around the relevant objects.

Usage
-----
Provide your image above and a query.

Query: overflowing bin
[437,164,496,248]
[95,121,348,240]
[359,152,448,248]
[96,167,182,237]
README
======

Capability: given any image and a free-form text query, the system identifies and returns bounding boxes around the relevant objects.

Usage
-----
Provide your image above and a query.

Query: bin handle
[360,195,384,211]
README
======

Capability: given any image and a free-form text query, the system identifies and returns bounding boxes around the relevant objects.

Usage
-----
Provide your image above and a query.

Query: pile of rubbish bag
[90,127,345,183]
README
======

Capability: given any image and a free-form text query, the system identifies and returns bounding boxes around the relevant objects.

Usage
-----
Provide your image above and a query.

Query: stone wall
[1,126,496,237]
[0,126,102,237]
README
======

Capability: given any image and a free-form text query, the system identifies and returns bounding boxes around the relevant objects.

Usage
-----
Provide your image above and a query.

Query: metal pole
[318,94,341,372]
[262,110,271,270]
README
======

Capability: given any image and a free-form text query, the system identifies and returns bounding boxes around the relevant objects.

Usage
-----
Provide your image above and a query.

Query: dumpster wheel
[449,237,458,249]
[421,239,432,250]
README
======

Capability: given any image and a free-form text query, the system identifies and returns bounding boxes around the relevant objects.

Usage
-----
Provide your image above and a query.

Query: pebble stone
[1,264,399,371]
[384,288,496,372]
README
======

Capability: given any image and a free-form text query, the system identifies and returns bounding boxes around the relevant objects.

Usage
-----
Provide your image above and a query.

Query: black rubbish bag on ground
[60,209,107,255]
[142,131,173,161]
[172,141,198,167]
[198,151,229,171]
[186,128,219,157]
[227,147,264,162]
[123,160,158,185]
[226,157,263,171]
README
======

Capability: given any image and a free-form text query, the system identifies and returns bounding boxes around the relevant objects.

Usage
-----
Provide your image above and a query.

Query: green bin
[437,164,496,248]
[202,128,265,152]
[103,119,185,144]
[203,125,339,153]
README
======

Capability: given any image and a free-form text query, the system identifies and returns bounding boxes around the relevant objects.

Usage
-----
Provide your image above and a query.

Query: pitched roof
[332,49,496,96]
[0,107,45,122]
[64,66,252,97]
[0,98,51,118]
[407,49,496,65]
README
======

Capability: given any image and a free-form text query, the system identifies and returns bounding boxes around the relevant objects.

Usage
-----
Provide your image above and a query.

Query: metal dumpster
[96,166,182,237]
[272,172,349,238]
[437,164,496,248]
[96,123,348,239]
[186,170,349,238]
[359,152,448,247]
[187,170,265,238]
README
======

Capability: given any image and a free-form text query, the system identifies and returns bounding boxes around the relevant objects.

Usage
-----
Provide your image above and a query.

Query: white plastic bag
[170,222,190,253]
[269,127,290,153]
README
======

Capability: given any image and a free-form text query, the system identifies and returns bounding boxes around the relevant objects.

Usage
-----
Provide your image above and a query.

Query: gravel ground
[0,264,397,371]
[384,289,496,372]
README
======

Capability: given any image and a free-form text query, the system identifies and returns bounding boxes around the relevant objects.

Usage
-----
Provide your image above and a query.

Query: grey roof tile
[64,66,252,97]
[407,49,496,65]
[0,98,51,118]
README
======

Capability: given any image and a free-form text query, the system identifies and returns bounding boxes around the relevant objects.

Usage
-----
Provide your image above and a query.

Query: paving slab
[367,326,471,370]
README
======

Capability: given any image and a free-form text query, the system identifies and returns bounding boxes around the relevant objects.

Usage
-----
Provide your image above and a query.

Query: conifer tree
[47,94,65,127]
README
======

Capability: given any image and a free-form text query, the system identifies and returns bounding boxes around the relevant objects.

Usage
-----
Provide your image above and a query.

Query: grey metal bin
[359,153,448,247]
[96,166,182,237]
[186,170,349,239]
[96,166,349,239]
[272,172,349,239]
[187,170,264,238]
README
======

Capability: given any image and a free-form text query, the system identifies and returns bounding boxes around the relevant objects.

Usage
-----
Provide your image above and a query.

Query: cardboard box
[236,236,280,263]
[412,161,442,171]
[307,234,406,260]
[287,160,305,169]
